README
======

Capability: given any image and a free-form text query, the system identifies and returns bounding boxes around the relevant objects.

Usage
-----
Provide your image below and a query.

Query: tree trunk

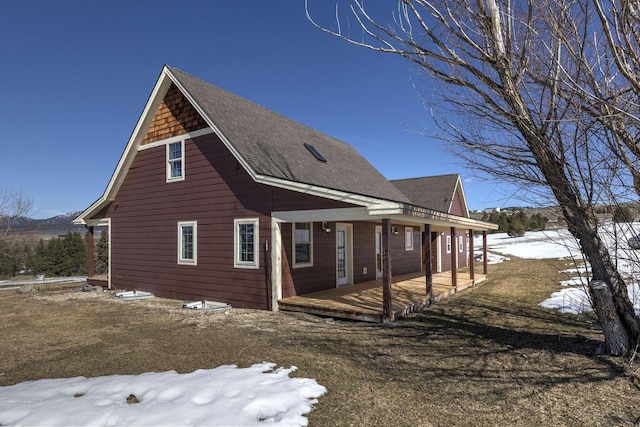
[537,149,640,355]
[590,280,631,355]
[498,57,640,356]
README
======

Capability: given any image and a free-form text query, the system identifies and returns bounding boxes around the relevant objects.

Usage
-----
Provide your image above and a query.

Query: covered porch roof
[270,205,495,322]
[272,205,497,232]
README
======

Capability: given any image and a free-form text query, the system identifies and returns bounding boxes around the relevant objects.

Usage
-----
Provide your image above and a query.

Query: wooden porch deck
[278,271,487,322]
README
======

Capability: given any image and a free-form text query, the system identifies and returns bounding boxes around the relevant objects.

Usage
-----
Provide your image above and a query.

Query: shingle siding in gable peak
[166,66,411,204]
[391,174,462,215]
[142,83,208,145]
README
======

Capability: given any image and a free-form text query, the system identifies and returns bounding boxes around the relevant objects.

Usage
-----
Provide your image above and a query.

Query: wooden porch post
[382,219,393,323]
[450,227,457,288]
[87,226,94,278]
[423,224,433,302]
[468,229,475,282]
[483,231,488,275]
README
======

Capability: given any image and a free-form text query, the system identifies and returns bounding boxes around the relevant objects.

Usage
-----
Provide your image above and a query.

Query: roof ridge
[390,173,459,183]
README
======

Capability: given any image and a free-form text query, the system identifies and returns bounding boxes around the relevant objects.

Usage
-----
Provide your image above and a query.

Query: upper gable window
[167,141,185,182]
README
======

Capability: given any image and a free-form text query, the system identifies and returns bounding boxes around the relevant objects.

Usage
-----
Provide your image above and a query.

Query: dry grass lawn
[2,257,640,426]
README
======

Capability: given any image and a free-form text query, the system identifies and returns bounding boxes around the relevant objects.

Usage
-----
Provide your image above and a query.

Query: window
[178,221,197,265]
[304,143,327,162]
[293,222,313,267]
[446,235,452,253]
[234,218,259,269]
[459,235,464,252]
[405,227,414,251]
[167,141,184,182]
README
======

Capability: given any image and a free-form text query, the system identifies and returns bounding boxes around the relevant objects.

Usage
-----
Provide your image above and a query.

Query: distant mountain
[9,212,86,237]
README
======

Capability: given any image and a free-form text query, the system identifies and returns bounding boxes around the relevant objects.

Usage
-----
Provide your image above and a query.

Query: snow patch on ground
[477,223,640,316]
[0,363,326,427]
[539,287,593,314]
[474,252,509,264]
[559,277,588,287]
[539,283,640,316]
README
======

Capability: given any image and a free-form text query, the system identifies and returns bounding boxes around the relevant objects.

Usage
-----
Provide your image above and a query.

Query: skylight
[304,143,327,162]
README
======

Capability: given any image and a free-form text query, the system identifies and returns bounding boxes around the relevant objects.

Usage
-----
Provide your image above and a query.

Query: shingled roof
[168,66,411,204]
[76,66,499,232]
[391,174,463,214]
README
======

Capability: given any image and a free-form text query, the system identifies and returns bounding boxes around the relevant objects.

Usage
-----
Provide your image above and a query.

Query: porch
[277,270,487,323]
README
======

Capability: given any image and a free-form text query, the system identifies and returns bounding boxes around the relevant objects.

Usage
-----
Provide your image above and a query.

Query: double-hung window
[405,227,414,251]
[167,141,184,182]
[459,235,464,252]
[293,222,313,268]
[178,221,197,265]
[446,235,452,254]
[234,218,259,269]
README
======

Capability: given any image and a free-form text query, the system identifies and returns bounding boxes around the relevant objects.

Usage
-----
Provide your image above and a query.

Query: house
[74,65,497,322]
[391,174,473,273]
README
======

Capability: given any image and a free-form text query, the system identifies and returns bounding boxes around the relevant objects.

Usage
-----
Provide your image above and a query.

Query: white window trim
[446,235,452,254]
[166,140,185,183]
[177,221,197,265]
[459,235,464,252]
[292,222,313,268]
[234,218,259,269]
[405,227,414,251]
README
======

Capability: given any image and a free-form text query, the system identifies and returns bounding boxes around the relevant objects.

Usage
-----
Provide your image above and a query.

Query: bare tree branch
[307,0,640,355]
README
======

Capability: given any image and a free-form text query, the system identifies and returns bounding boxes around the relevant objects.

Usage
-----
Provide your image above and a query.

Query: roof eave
[74,66,178,224]
[369,202,498,231]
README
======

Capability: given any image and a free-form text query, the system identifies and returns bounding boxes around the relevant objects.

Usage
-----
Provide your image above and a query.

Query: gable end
[142,83,208,145]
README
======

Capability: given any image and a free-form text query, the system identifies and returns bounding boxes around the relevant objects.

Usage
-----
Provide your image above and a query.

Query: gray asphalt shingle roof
[391,174,461,214]
[168,66,411,204]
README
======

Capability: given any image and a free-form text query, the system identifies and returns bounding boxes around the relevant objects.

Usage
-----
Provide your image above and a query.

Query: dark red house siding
[436,230,469,271]
[281,222,337,297]
[280,221,425,298]
[449,189,466,216]
[100,132,354,309]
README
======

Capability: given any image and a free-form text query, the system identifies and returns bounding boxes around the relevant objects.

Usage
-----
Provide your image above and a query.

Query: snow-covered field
[477,222,640,316]
[0,363,325,427]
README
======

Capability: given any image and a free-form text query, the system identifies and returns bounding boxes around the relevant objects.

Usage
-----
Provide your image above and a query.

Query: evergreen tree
[95,230,109,275]
[528,213,548,231]
[30,239,47,275]
[507,217,526,237]
[28,233,88,277]
[497,212,509,233]
[516,211,528,228]
[0,241,18,278]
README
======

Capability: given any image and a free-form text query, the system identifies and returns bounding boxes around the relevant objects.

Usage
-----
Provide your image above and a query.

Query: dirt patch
[1,259,639,426]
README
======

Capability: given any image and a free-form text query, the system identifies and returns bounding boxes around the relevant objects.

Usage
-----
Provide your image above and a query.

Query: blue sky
[1,1,516,219]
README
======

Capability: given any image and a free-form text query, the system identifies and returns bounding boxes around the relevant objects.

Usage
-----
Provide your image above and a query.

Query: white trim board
[138,128,213,151]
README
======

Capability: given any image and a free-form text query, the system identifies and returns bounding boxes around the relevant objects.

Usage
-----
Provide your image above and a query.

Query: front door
[336,224,351,286]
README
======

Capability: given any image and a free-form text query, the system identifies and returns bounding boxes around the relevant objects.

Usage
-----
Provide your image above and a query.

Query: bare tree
[0,187,33,240]
[0,187,34,273]
[307,0,640,355]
